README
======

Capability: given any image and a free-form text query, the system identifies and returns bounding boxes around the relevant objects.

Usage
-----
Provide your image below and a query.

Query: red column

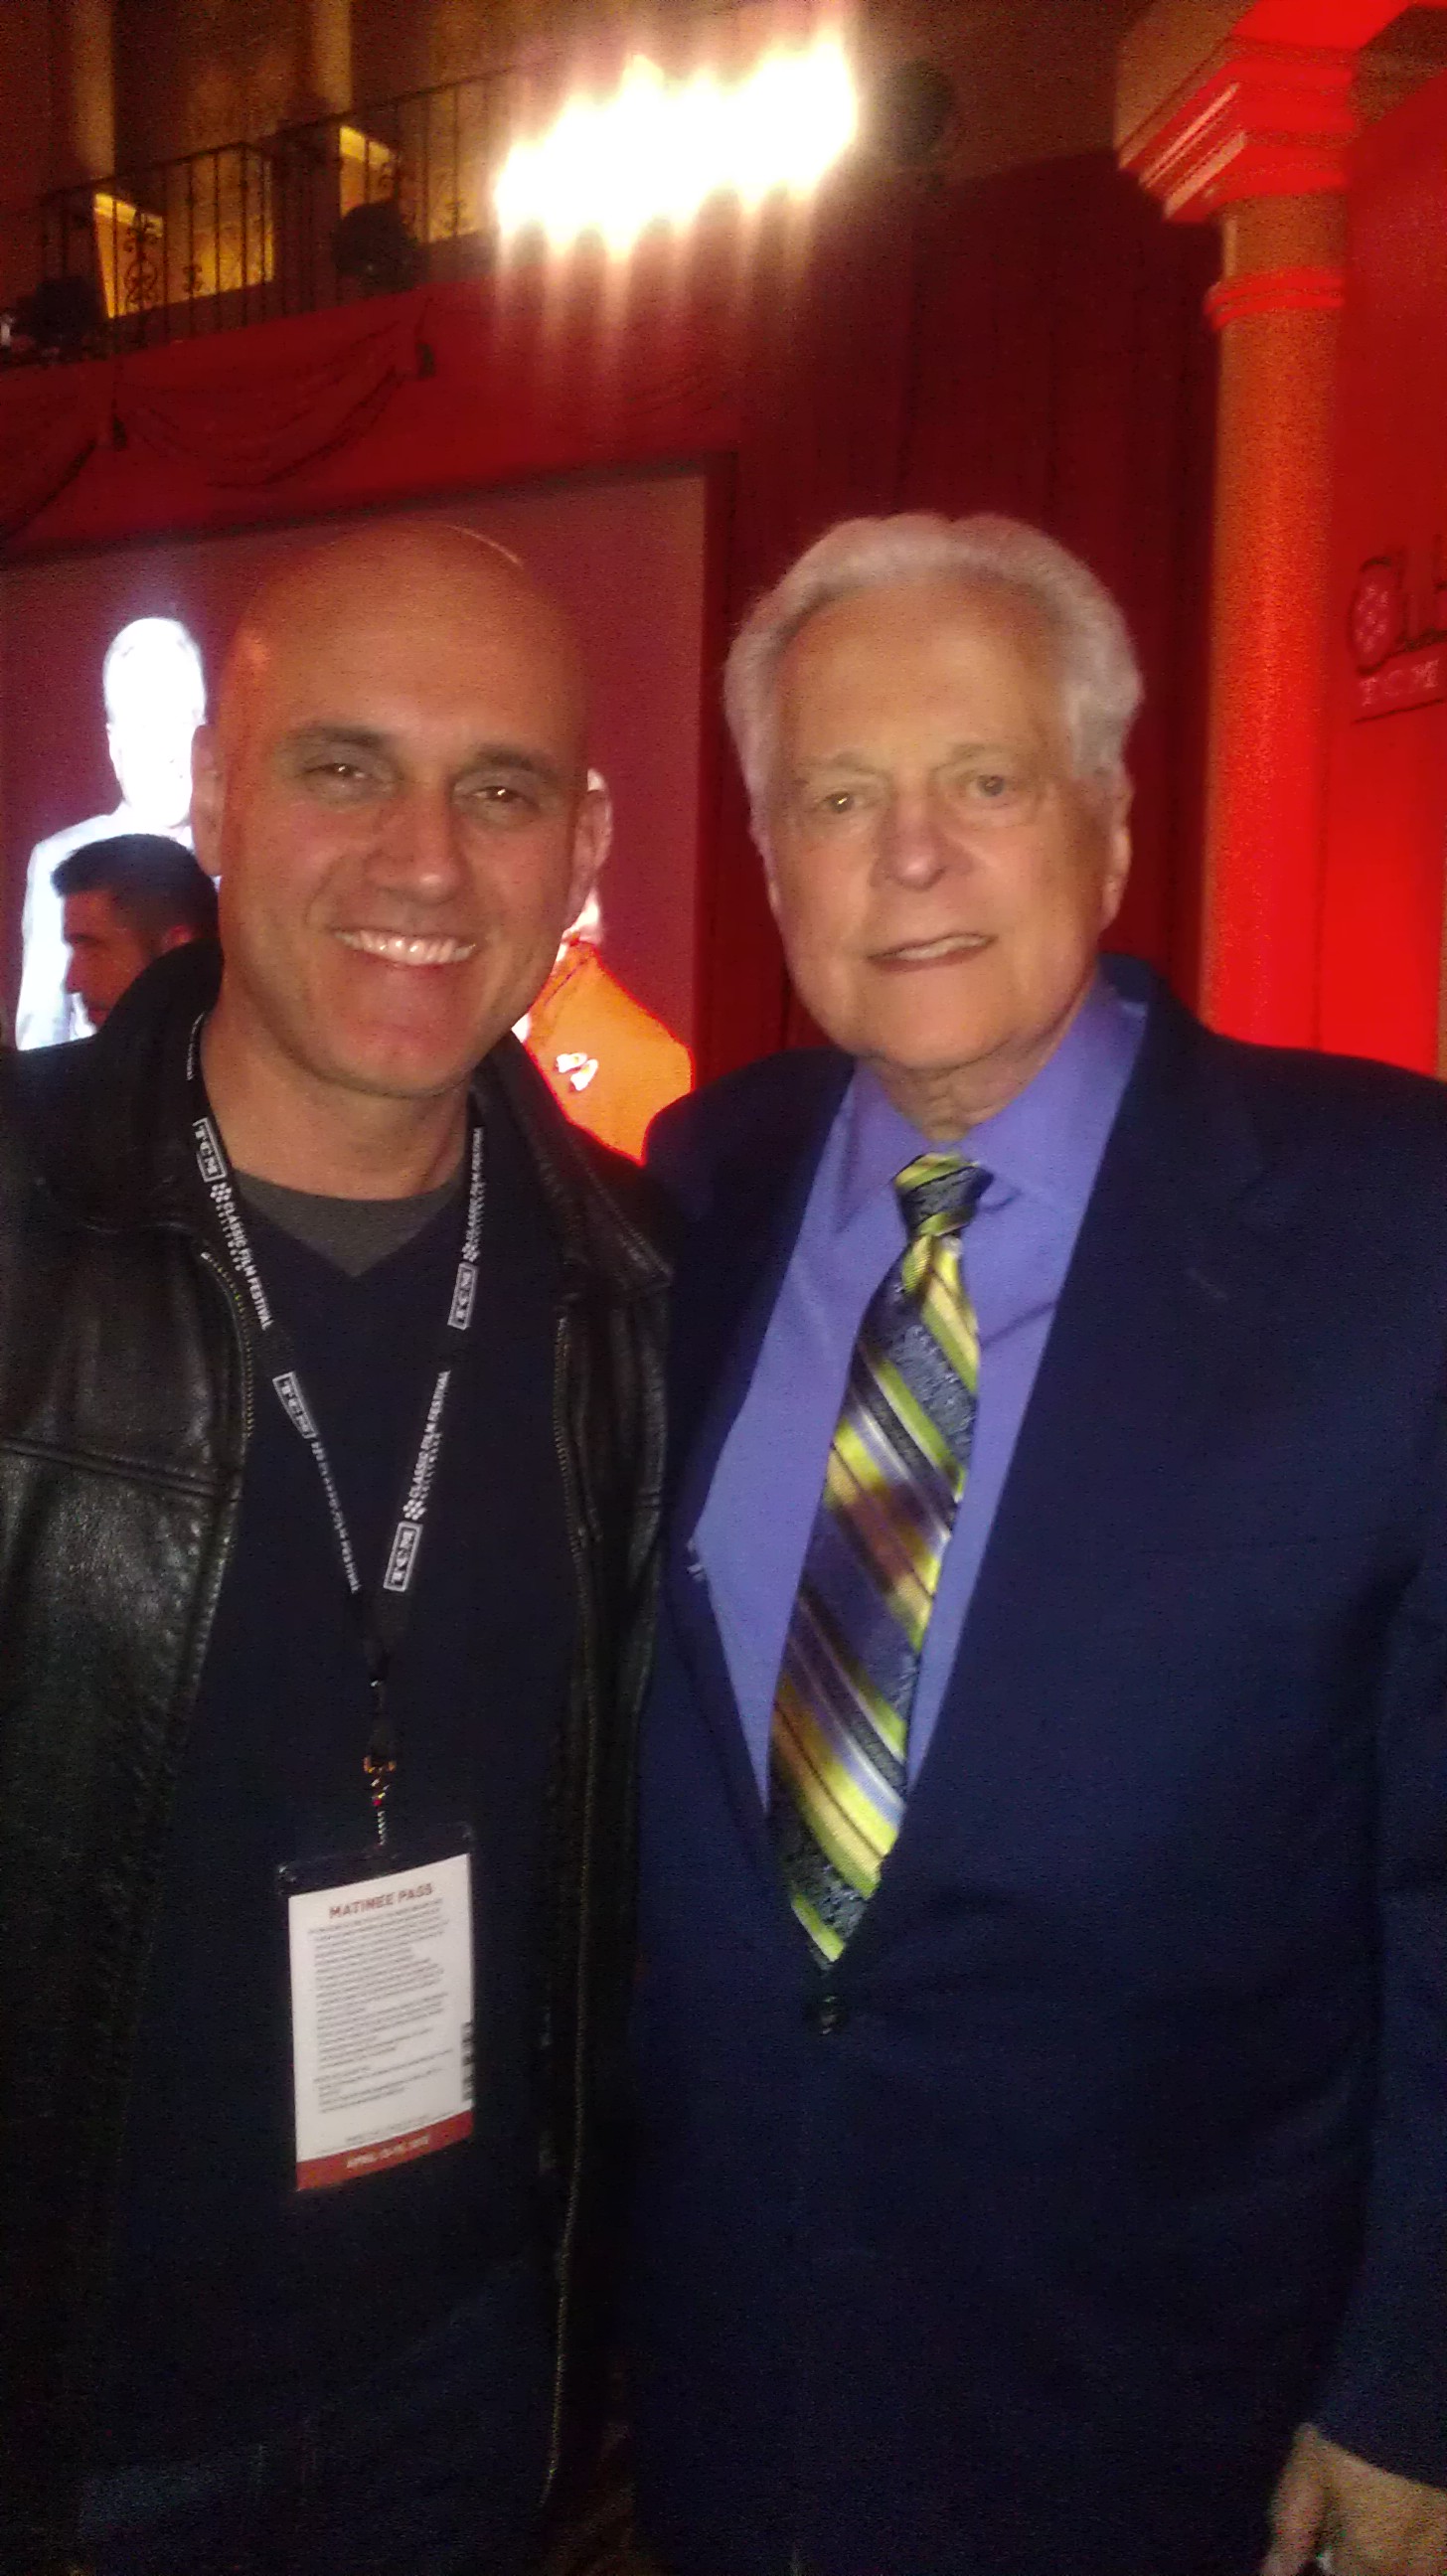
[1201,187,1347,1043]
[1119,18,1361,1045]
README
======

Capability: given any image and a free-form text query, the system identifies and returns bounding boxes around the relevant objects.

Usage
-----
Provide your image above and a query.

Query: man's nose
[878,782,949,887]
[375,784,468,897]
[63,952,81,995]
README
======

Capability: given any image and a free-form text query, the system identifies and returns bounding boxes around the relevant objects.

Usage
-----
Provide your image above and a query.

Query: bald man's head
[192,520,607,1124]
[215,524,589,766]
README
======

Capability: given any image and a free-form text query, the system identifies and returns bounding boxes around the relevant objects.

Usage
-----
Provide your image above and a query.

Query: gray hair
[723,513,1143,847]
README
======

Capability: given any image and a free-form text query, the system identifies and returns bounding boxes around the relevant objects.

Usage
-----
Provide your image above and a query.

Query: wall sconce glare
[494,38,859,252]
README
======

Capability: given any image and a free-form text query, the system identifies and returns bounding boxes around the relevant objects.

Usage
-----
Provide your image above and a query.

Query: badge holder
[278,1824,475,2195]
[184,1046,489,2202]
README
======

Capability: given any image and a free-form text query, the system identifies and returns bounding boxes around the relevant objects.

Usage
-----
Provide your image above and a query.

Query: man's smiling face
[192,532,604,1116]
[764,572,1131,1134]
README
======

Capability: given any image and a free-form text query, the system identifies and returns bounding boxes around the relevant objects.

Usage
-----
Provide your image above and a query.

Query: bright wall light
[494,37,859,251]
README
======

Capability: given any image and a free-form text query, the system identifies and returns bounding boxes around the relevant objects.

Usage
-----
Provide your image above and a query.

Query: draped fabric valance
[116,301,432,488]
[0,370,100,542]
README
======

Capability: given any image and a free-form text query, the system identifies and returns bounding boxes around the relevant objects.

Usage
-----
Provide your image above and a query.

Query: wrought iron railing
[16,70,518,359]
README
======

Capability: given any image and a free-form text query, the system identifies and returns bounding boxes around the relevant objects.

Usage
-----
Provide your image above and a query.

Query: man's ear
[190,724,224,878]
[1098,778,1133,934]
[565,770,612,927]
[157,923,200,956]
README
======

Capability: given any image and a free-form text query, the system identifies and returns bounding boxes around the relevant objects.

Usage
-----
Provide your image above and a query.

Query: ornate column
[300,0,353,118]
[1119,10,1369,1045]
[47,0,114,185]
[1120,1,1447,1046]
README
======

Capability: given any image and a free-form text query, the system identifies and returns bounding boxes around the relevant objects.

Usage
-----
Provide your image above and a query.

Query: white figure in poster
[16,616,208,1048]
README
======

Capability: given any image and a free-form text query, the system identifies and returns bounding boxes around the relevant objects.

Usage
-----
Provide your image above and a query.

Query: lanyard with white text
[185,1017,485,1848]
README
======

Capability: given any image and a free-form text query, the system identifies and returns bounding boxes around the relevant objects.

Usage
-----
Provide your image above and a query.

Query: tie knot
[894,1152,987,1242]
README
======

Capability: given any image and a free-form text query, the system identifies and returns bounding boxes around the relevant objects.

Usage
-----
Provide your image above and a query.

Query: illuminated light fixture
[494,37,859,251]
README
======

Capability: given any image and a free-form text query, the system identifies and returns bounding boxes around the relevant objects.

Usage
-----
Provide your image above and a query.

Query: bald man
[0,527,667,2576]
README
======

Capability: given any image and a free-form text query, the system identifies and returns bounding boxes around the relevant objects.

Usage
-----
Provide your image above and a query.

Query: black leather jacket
[0,944,668,2573]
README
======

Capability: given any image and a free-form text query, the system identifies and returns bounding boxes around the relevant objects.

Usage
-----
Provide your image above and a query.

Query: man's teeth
[336,929,477,966]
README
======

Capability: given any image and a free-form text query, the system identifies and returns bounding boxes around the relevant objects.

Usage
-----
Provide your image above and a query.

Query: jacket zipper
[197,1243,255,1452]
[542,1296,601,2503]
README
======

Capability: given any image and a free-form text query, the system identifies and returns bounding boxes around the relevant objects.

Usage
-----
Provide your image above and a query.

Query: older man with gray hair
[627,514,1447,2576]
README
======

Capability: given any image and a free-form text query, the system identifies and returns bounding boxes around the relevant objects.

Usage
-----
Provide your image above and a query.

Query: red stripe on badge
[296,2108,472,2192]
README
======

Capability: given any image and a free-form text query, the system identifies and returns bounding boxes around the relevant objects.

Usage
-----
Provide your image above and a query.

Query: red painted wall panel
[1322,70,1447,1072]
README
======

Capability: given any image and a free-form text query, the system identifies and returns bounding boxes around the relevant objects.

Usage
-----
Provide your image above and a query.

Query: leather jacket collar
[11,937,668,1307]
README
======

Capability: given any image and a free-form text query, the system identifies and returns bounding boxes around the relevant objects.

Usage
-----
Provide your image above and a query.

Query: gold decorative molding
[1120,36,1358,219]
[1206,261,1346,325]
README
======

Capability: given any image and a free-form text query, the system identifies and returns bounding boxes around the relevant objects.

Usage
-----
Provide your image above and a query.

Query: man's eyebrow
[281,724,394,760]
[790,749,888,777]
[279,726,567,787]
[793,738,1033,773]
[455,743,569,788]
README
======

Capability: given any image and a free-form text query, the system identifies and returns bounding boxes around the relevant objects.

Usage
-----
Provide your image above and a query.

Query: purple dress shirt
[694,971,1146,1792]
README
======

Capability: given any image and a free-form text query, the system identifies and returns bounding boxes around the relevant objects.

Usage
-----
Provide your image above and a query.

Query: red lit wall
[1321,70,1447,1074]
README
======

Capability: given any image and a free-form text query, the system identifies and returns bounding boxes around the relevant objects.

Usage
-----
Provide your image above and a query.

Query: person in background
[55,831,219,1031]
[16,613,207,1048]
[520,775,693,1161]
[629,513,1447,2576]
[0,523,666,2576]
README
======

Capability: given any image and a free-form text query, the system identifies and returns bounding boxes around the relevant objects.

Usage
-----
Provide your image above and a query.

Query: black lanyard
[186,1018,485,1847]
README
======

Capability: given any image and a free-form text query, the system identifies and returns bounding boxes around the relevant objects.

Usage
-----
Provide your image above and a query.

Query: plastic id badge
[278,1833,474,2193]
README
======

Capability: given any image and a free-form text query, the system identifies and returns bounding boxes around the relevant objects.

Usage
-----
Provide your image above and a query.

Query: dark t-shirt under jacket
[88,1091,574,2542]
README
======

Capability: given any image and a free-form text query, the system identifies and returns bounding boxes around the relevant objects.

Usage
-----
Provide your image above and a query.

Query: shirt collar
[835,968,1145,1232]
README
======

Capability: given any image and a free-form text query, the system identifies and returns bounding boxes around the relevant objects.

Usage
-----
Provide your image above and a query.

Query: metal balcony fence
[17,71,515,359]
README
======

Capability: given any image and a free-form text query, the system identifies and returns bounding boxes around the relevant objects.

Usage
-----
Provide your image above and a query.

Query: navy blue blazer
[628,962,1447,2576]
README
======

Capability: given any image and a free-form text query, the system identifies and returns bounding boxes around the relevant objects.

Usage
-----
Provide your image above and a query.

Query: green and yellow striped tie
[769,1152,987,1967]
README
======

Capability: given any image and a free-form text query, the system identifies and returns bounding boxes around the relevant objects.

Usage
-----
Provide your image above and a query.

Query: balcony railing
[15,72,516,360]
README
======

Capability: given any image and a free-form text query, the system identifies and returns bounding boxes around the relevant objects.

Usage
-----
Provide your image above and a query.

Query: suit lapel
[965,985,1273,1562]
[847,986,1287,1956]
[663,1054,852,1857]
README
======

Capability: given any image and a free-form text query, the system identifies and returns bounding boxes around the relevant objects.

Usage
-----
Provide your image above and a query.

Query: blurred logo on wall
[1350,546,1447,719]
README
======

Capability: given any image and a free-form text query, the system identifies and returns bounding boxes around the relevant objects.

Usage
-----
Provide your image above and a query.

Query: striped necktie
[769,1152,988,1967]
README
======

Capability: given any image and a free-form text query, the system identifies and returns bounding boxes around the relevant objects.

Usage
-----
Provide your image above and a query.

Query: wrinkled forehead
[776,573,1069,753]
[223,554,588,768]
